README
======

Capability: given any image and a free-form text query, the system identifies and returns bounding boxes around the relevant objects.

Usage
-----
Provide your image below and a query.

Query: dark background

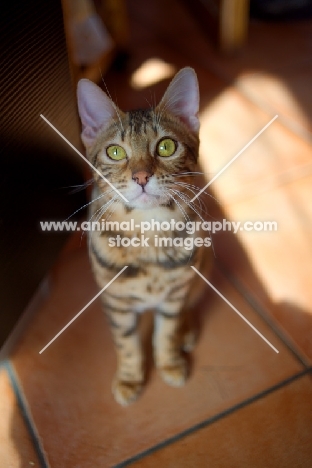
[0,0,86,348]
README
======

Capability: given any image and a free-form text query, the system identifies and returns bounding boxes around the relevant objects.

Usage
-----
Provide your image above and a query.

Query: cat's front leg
[154,303,192,387]
[104,304,144,406]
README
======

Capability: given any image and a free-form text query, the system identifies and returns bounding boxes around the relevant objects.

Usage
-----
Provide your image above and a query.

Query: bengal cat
[77,67,212,406]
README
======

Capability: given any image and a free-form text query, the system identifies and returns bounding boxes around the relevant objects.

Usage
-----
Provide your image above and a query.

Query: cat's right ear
[77,79,119,148]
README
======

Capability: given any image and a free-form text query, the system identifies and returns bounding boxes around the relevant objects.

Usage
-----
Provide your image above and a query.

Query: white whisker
[173,181,220,206]
[165,190,197,263]
[171,172,204,177]
[65,189,113,221]
[172,188,216,257]
[170,183,206,217]
[170,188,197,216]
[167,189,191,224]
[79,194,118,243]
[62,178,94,194]
[94,196,118,224]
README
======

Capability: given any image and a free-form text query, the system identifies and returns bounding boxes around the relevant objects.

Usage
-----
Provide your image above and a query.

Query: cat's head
[77,67,200,210]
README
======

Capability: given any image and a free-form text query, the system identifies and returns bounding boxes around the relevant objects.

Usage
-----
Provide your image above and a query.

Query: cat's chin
[127,192,166,210]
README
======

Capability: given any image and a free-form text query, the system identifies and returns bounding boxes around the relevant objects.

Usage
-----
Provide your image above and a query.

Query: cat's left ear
[77,79,121,148]
[158,67,200,133]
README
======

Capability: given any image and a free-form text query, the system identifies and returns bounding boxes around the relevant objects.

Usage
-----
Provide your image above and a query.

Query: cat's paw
[112,378,143,406]
[159,360,188,387]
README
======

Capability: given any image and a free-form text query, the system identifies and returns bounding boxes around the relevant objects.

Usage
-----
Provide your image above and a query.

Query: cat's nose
[132,170,152,187]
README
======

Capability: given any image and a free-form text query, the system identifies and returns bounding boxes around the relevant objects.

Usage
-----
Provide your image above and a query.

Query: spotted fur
[77,68,212,405]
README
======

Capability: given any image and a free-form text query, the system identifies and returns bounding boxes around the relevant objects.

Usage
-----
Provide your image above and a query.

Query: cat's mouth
[139,189,160,199]
[134,191,159,202]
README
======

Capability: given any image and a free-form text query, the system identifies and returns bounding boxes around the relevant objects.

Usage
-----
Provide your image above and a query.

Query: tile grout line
[4,360,50,468]
[216,261,311,368]
[113,368,312,468]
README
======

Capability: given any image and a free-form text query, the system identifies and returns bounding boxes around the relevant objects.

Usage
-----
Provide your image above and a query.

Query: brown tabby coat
[77,68,212,405]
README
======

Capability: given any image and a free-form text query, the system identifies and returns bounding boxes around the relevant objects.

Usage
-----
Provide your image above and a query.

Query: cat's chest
[91,227,193,267]
[90,201,195,261]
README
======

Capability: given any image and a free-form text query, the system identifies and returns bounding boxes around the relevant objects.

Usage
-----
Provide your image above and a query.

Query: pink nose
[132,170,152,187]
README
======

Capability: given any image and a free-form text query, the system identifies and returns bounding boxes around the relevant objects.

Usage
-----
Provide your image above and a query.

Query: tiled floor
[0,366,40,467]
[1,0,312,466]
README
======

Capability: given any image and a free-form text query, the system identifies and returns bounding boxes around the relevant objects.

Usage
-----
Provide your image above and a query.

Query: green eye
[157,138,176,157]
[106,145,127,160]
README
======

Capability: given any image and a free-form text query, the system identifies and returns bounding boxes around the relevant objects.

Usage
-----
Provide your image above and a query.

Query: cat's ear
[77,79,120,148]
[158,67,200,133]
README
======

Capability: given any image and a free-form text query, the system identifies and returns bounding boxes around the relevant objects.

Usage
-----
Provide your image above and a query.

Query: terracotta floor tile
[198,86,312,205]
[0,366,40,468]
[236,68,312,136]
[213,175,312,361]
[10,242,305,467]
[130,373,312,468]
